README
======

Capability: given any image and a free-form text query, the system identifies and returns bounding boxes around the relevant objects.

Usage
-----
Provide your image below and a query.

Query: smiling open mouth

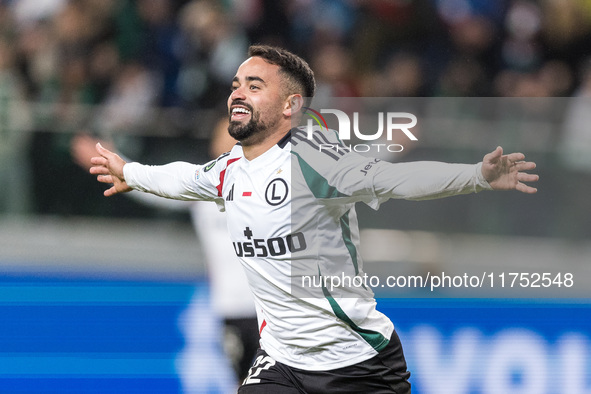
[231,106,252,121]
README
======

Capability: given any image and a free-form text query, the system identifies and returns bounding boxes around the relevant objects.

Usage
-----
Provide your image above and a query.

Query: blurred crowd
[0,0,590,236]
[1,0,590,108]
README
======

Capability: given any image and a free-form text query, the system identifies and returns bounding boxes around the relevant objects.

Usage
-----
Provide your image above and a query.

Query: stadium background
[1,0,591,393]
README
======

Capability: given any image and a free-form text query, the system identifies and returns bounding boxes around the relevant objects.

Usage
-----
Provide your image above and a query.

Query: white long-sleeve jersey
[123,127,491,370]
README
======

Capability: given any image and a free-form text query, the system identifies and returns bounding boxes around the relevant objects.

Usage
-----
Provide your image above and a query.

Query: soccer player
[90,45,538,393]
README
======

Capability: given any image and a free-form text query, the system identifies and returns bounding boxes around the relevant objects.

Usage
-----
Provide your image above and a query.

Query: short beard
[228,117,259,142]
[228,112,276,145]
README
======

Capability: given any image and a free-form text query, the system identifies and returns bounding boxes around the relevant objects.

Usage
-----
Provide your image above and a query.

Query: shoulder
[289,126,351,161]
[290,125,343,146]
[290,125,359,167]
[200,143,244,175]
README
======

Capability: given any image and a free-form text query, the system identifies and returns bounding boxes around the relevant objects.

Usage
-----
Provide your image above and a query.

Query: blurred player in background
[90,45,538,394]
[71,117,259,388]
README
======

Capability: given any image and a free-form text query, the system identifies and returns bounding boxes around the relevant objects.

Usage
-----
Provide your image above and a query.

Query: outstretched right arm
[90,143,219,202]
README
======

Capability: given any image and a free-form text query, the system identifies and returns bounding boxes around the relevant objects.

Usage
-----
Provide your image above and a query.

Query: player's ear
[283,94,304,117]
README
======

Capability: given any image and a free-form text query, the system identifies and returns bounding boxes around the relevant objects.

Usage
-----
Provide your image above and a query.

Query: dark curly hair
[248,45,316,103]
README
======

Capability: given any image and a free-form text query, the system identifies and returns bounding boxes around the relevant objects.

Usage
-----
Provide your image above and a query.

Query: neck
[242,128,290,160]
[242,129,289,161]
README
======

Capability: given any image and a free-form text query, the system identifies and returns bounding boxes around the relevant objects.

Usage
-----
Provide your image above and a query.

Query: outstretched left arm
[481,146,539,194]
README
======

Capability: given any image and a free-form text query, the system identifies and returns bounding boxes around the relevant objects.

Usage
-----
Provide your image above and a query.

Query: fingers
[514,161,536,171]
[96,142,111,157]
[505,152,526,162]
[484,146,503,163]
[516,159,539,192]
[517,172,539,183]
[89,164,110,175]
[104,186,118,197]
[489,147,529,166]
[515,169,539,194]
[88,142,128,197]
[90,156,107,166]
[97,174,114,184]
[516,182,538,194]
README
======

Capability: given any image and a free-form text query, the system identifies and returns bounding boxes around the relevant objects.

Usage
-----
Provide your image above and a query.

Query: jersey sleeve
[292,127,491,210]
[122,151,237,210]
[124,161,218,200]
[368,160,491,209]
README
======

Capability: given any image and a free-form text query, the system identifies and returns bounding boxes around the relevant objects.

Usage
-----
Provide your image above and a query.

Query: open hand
[481,147,539,194]
[89,143,131,197]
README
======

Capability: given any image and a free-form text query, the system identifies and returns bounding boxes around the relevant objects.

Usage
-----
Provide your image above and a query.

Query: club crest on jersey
[265,178,288,206]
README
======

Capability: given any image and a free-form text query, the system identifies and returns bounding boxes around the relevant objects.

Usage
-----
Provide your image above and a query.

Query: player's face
[228,57,287,144]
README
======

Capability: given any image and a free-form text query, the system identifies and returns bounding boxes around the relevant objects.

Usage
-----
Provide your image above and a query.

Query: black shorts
[238,330,411,394]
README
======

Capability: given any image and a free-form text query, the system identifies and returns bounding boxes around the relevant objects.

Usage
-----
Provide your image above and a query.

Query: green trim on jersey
[339,211,360,276]
[330,128,345,145]
[292,152,348,199]
[294,152,360,276]
[319,270,389,352]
